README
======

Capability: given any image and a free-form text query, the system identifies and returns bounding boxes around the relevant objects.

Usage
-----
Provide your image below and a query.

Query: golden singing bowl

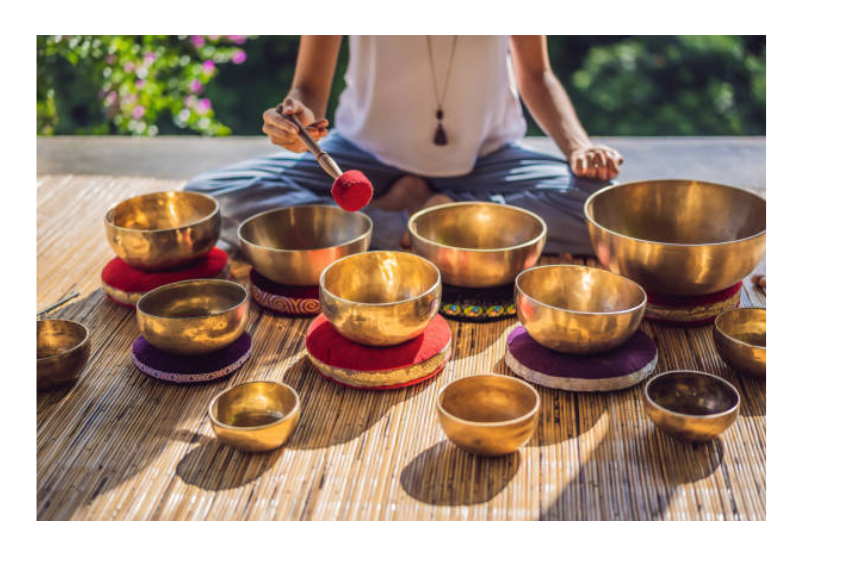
[408,201,547,288]
[585,180,766,296]
[516,265,646,354]
[37,319,91,391]
[714,308,766,378]
[209,381,300,453]
[320,251,441,346]
[238,205,372,286]
[136,279,249,355]
[437,374,540,456]
[643,370,740,442]
[105,190,221,270]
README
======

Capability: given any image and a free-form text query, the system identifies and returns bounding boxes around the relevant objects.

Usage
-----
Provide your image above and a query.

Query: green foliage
[37,35,765,137]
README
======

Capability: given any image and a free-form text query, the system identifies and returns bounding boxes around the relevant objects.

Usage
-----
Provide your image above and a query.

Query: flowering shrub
[37,35,250,136]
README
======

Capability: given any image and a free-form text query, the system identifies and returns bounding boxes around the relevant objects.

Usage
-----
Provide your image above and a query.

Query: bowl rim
[237,205,374,254]
[104,190,220,234]
[644,370,741,419]
[584,179,767,248]
[714,307,767,350]
[515,264,647,316]
[208,381,301,432]
[36,319,90,363]
[136,279,249,321]
[437,374,541,427]
[319,250,442,308]
[407,201,548,254]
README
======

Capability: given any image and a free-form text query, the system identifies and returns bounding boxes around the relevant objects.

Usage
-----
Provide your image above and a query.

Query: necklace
[426,35,458,146]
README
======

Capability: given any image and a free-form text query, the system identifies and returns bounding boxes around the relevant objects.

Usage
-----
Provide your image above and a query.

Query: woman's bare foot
[370,175,432,212]
[400,193,454,248]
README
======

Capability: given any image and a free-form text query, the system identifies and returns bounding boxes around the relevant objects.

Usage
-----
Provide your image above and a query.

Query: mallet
[276,105,373,211]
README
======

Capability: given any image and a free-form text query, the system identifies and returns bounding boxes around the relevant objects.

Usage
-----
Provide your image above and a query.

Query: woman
[185,35,622,254]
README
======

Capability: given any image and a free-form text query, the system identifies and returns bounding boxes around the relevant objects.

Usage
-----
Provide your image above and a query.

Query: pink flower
[202,60,216,74]
[105,91,117,105]
[133,105,146,119]
[191,35,205,48]
[123,62,134,73]
[227,35,247,45]
[208,35,220,41]
[190,79,203,93]
[196,98,211,114]
[143,52,157,65]
[232,49,247,64]
[105,54,116,64]
[136,80,146,89]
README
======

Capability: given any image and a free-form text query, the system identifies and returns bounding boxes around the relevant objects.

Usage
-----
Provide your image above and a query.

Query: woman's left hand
[569,145,623,181]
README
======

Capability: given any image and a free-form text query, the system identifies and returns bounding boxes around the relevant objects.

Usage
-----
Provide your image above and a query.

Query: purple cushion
[132,332,252,383]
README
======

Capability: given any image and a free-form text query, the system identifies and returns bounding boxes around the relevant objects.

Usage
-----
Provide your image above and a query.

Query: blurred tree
[37,35,765,137]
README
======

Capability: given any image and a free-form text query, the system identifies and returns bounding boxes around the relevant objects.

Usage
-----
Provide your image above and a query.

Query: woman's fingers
[262,122,305,152]
[572,154,586,176]
[263,108,298,135]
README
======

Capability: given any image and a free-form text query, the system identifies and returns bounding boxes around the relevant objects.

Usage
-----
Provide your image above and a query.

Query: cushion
[131,332,251,384]
[250,269,321,316]
[440,283,515,322]
[645,281,742,326]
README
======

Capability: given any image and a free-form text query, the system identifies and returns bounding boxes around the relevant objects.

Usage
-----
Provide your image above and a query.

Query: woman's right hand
[262,97,329,152]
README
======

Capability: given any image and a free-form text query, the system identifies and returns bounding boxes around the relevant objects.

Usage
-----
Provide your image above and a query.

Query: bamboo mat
[36,175,766,520]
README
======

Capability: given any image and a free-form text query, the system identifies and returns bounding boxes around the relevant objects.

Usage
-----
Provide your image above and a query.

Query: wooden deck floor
[36,174,766,520]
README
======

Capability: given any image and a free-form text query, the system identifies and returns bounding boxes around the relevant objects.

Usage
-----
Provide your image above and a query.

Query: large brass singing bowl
[136,279,249,355]
[209,381,301,453]
[643,370,740,442]
[714,308,766,378]
[408,201,546,288]
[516,265,646,354]
[238,205,372,286]
[437,374,540,456]
[105,190,221,270]
[585,180,766,296]
[319,251,441,346]
[37,319,91,390]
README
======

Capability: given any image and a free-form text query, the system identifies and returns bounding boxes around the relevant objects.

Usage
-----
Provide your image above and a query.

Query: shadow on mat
[176,437,281,491]
[400,440,520,506]
[280,355,431,450]
[540,427,725,520]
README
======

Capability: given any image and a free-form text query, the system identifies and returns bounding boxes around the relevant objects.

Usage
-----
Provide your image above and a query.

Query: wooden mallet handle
[276,105,342,180]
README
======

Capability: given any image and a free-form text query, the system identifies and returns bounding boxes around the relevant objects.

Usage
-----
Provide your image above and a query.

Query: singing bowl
[319,251,441,346]
[516,265,646,354]
[714,308,766,378]
[105,190,220,270]
[238,205,372,286]
[643,370,740,442]
[37,319,91,390]
[209,381,300,453]
[408,201,546,288]
[585,180,766,296]
[136,279,249,355]
[437,374,540,456]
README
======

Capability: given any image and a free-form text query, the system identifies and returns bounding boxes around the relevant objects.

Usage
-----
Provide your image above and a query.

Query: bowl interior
[411,202,544,250]
[212,382,297,428]
[517,265,645,313]
[107,191,217,231]
[322,252,439,304]
[441,375,538,424]
[587,181,766,245]
[240,206,371,251]
[37,320,88,359]
[716,308,766,347]
[647,372,739,417]
[138,280,246,318]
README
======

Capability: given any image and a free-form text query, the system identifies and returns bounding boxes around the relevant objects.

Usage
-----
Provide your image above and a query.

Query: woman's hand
[569,145,623,181]
[262,97,329,153]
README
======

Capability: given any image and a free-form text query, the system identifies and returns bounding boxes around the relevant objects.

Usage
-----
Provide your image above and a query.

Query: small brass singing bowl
[714,308,766,378]
[437,374,540,456]
[136,279,249,355]
[643,371,740,442]
[516,265,646,354]
[208,381,301,453]
[585,180,766,296]
[320,251,441,346]
[105,190,221,270]
[238,205,372,286]
[37,319,91,391]
[408,201,547,288]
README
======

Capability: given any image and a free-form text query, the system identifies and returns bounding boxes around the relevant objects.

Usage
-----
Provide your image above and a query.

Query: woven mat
[36,175,766,520]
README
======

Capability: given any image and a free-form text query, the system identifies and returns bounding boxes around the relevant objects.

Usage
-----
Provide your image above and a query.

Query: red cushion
[645,281,742,307]
[306,314,451,372]
[102,248,229,293]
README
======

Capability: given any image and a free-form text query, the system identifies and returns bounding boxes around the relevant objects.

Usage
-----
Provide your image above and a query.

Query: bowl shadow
[176,437,282,491]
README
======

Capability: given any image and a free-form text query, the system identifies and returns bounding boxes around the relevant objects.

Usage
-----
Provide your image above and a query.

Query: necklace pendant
[434,122,448,146]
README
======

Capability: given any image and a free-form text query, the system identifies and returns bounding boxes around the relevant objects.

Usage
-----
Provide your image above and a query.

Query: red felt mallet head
[331,170,374,212]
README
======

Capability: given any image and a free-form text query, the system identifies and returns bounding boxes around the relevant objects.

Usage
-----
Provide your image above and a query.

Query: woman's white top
[334,35,527,177]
